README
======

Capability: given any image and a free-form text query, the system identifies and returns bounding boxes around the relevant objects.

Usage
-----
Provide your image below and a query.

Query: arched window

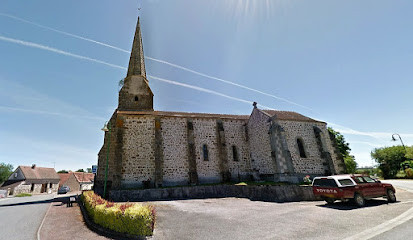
[297,138,307,158]
[232,146,239,162]
[203,144,209,161]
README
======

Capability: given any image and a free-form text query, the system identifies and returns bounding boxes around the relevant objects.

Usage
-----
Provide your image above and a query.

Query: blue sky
[0,0,412,171]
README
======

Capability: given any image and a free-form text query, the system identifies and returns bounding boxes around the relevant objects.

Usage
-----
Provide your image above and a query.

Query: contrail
[148,75,275,110]
[0,106,106,121]
[0,13,130,53]
[0,35,273,109]
[145,57,312,111]
[0,13,311,111]
[0,35,127,70]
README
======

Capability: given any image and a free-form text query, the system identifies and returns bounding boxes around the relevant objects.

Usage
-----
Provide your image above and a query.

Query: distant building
[0,165,59,195]
[60,172,94,192]
[96,17,346,191]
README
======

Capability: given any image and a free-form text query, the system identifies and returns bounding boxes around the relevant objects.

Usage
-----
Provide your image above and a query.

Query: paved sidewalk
[39,195,110,240]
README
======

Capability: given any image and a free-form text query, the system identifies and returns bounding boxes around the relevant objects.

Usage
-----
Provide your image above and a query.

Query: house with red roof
[64,172,95,192]
[0,164,60,196]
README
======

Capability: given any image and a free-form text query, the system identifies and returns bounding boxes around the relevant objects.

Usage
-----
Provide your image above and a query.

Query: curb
[37,197,53,240]
[77,196,148,240]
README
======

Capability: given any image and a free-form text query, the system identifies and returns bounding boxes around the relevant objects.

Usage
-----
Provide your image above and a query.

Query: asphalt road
[0,194,55,240]
[152,184,413,240]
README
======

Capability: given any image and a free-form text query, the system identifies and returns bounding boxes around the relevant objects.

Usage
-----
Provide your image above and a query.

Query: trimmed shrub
[405,168,413,179]
[81,191,155,236]
[15,193,31,197]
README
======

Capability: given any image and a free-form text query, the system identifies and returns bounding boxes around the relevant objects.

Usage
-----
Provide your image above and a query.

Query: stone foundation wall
[109,185,317,203]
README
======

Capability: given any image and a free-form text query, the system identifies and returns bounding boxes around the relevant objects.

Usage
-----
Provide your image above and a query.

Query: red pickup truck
[312,174,396,207]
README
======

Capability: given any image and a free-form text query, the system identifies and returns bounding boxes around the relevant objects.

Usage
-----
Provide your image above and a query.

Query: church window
[297,138,307,158]
[134,96,139,101]
[232,146,239,162]
[203,144,209,161]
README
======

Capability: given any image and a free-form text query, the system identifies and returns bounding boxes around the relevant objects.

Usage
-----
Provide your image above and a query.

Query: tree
[328,127,358,173]
[57,170,69,173]
[0,163,14,184]
[371,145,406,179]
[86,168,92,173]
[76,169,85,172]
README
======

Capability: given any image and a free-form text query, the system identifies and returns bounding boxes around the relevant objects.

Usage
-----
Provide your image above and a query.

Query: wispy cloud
[0,35,127,70]
[0,13,312,111]
[329,122,413,140]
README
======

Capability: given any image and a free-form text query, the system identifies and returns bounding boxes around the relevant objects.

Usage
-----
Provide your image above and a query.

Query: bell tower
[118,17,153,111]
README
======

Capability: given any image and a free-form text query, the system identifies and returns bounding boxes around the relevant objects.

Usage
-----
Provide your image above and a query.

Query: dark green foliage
[77,169,85,172]
[0,163,14,184]
[57,170,69,173]
[371,145,406,179]
[86,168,92,173]
[328,127,357,173]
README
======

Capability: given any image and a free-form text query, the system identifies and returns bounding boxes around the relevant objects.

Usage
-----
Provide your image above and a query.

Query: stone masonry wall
[121,116,155,188]
[160,117,189,186]
[192,118,221,183]
[278,120,327,174]
[223,119,251,181]
[247,109,275,175]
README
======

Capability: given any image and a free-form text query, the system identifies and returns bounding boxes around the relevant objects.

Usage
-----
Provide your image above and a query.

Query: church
[95,17,346,191]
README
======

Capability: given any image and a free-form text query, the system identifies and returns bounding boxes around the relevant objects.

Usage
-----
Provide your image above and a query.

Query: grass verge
[15,193,32,197]
[81,191,155,237]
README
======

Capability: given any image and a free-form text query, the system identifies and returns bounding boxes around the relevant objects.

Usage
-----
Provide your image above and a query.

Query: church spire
[127,17,146,78]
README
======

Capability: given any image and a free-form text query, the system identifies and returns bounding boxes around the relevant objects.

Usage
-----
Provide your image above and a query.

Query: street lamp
[391,133,406,152]
[101,122,111,198]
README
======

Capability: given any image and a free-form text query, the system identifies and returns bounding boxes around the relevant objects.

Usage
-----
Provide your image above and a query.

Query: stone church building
[96,18,345,190]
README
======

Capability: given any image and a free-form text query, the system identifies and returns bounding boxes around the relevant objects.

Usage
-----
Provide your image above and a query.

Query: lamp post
[101,122,111,198]
[392,133,406,152]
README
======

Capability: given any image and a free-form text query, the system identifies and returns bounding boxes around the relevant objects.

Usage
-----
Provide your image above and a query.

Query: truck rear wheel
[325,198,335,204]
[387,189,396,203]
[354,193,365,207]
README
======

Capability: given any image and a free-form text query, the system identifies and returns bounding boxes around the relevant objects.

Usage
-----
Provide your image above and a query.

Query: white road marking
[343,206,413,240]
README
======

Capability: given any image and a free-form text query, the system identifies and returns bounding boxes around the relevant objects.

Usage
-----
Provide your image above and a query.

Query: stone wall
[121,116,155,188]
[223,119,251,181]
[109,185,317,203]
[278,120,327,174]
[192,118,221,183]
[247,109,275,175]
[160,117,189,186]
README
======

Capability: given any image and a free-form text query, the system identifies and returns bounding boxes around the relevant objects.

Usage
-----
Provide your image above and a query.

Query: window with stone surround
[297,138,307,158]
[232,145,239,162]
[203,144,209,161]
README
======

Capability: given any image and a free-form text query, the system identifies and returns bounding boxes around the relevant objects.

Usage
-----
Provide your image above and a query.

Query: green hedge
[81,191,155,236]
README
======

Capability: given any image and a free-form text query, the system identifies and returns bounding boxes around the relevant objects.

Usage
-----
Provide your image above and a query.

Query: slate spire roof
[126,17,146,78]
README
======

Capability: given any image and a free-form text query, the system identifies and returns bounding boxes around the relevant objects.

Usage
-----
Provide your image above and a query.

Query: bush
[15,193,31,197]
[405,168,413,179]
[81,191,155,236]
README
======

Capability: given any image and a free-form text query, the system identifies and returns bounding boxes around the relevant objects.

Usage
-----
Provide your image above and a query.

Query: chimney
[31,164,36,169]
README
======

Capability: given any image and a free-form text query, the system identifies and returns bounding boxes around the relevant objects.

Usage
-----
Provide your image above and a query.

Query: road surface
[0,194,54,240]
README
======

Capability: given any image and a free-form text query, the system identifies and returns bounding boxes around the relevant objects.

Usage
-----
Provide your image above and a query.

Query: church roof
[262,110,324,123]
[127,17,146,78]
[117,110,250,120]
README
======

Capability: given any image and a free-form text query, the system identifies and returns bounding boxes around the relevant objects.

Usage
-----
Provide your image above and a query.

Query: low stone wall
[109,185,318,202]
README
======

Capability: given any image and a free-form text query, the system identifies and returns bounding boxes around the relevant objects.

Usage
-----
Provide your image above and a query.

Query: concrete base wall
[109,185,317,203]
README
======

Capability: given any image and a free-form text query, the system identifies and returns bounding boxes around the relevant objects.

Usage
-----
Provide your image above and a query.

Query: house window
[203,144,209,161]
[297,138,307,158]
[232,146,239,162]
